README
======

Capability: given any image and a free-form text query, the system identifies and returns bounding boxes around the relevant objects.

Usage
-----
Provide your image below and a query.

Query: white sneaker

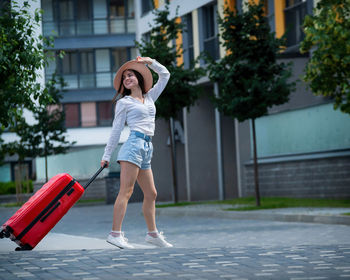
[107,232,134,249]
[145,231,173,248]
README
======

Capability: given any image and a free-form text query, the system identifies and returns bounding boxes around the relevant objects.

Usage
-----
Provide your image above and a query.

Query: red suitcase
[0,166,105,250]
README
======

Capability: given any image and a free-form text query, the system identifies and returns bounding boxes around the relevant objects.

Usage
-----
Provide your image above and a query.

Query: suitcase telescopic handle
[84,163,107,190]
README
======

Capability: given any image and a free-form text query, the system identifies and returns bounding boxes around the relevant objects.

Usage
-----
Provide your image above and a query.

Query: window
[127,0,134,17]
[80,50,94,88]
[110,0,125,33]
[61,51,78,89]
[142,31,151,43]
[46,48,132,89]
[236,0,243,14]
[42,0,134,36]
[284,0,311,47]
[141,0,154,15]
[45,52,56,80]
[97,101,113,126]
[64,102,114,127]
[95,49,112,87]
[182,13,194,69]
[64,103,80,127]
[93,0,108,34]
[202,4,219,60]
[111,48,128,73]
[126,0,135,32]
[59,0,75,36]
[81,102,97,127]
[110,0,125,17]
[266,0,275,32]
[77,0,92,35]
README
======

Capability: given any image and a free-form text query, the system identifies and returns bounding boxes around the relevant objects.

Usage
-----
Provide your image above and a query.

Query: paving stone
[3,245,349,279]
[1,204,350,279]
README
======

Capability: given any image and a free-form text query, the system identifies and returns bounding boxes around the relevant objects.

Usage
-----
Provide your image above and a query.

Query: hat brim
[113,60,153,93]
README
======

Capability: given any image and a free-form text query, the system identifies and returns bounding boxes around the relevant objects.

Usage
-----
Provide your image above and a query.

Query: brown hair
[112,69,146,103]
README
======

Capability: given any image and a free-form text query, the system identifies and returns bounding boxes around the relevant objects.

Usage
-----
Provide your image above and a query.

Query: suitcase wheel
[5,226,13,238]
[15,244,33,251]
[0,229,10,238]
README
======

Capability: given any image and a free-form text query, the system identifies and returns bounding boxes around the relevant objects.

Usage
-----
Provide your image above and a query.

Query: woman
[101,56,172,249]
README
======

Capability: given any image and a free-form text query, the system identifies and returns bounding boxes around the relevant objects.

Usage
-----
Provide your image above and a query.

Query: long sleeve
[147,60,170,102]
[102,100,127,162]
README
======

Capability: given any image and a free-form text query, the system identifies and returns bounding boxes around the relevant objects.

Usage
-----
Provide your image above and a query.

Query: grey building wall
[269,57,330,115]
[186,90,220,201]
[152,118,187,202]
[244,155,350,198]
[237,119,251,198]
[221,115,238,199]
[239,56,350,198]
[150,84,240,202]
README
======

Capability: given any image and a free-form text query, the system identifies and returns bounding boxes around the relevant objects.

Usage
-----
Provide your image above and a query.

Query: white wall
[137,0,213,35]
[66,126,130,147]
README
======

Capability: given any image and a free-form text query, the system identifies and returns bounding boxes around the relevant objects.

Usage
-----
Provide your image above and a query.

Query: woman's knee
[144,189,157,201]
[118,184,134,200]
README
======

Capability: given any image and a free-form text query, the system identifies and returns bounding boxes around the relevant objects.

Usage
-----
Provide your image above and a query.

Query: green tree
[206,1,294,206]
[136,2,204,202]
[29,75,74,182]
[300,0,350,114]
[3,74,74,186]
[3,116,40,202]
[0,0,53,128]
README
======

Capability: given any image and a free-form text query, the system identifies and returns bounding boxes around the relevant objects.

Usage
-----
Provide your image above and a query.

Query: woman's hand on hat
[136,56,153,65]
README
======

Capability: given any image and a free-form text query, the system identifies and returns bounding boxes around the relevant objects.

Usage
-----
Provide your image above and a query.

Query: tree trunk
[15,162,23,204]
[25,165,29,193]
[168,118,178,203]
[45,139,48,183]
[252,118,261,207]
[45,154,48,183]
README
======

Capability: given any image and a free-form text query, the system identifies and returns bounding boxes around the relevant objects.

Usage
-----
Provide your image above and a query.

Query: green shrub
[0,181,33,195]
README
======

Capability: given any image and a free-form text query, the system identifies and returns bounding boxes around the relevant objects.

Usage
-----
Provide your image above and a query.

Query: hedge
[0,181,33,195]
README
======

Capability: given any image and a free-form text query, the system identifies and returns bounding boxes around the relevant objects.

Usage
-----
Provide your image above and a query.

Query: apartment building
[140,0,350,200]
[1,0,137,200]
[1,0,349,201]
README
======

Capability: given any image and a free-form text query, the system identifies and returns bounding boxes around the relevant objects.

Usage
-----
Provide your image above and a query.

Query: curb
[156,207,350,226]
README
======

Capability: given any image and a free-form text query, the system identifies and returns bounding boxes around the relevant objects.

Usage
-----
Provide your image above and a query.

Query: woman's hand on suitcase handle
[101,160,109,168]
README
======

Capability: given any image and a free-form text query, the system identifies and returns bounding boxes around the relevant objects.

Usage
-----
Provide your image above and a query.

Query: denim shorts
[117,131,153,170]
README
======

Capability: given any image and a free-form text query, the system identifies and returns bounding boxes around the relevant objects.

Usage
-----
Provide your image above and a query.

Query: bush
[0,181,33,195]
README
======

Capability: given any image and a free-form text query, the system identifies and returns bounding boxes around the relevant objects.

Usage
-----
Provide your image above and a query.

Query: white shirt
[102,60,170,162]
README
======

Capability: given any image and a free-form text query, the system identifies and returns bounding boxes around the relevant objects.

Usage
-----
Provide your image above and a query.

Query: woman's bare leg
[137,168,157,232]
[112,161,139,231]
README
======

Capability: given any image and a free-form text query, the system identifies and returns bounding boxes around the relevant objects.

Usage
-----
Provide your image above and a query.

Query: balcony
[43,17,135,37]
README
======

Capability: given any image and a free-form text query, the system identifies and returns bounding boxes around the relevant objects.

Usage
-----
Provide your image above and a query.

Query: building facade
[1,0,138,200]
[139,0,350,200]
[1,0,349,201]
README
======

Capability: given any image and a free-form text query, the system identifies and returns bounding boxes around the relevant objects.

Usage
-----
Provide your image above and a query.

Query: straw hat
[113,60,153,93]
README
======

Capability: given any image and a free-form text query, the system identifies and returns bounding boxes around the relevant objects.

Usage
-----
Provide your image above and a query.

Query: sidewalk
[1,202,349,252]
[1,244,350,280]
[156,204,350,226]
[1,203,350,279]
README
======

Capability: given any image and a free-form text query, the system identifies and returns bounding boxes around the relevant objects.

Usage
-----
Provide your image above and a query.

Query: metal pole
[169,117,178,203]
[252,118,261,206]
[183,107,191,201]
[235,119,242,197]
[214,82,224,201]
